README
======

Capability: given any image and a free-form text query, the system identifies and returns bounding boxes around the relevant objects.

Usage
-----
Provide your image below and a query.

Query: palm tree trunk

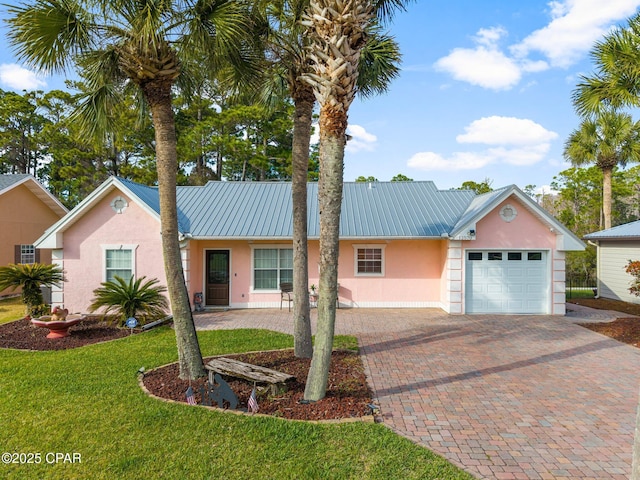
[602,167,613,229]
[292,85,315,358]
[304,106,346,401]
[144,83,205,380]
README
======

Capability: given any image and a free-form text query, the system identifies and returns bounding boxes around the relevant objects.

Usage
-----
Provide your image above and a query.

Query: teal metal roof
[118,179,482,238]
[150,180,477,239]
[584,220,640,240]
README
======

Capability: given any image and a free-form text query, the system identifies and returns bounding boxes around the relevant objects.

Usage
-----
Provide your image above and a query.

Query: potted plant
[309,284,319,307]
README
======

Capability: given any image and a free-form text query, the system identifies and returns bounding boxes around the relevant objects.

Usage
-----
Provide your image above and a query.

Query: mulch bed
[0,316,132,351]
[579,317,640,348]
[142,349,373,421]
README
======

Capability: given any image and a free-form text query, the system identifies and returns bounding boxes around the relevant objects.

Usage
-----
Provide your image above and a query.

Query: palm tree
[0,263,64,317]
[570,17,640,475]
[89,276,169,326]
[563,110,640,229]
[301,0,411,401]
[6,0,256,380]
[260,0,401,359]
[572,12,640,117]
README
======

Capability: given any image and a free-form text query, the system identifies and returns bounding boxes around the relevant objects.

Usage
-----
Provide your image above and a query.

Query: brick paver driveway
[196,308,640,479]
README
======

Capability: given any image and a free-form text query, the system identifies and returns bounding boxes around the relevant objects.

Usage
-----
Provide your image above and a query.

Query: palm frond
[357,25,401,99]
[89,275,168,325]
[5,0,95,73]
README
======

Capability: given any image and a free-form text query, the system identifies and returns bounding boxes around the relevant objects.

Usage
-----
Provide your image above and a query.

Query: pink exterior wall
[0,184,63,295]
[456,197,564,315]
[187,239,446,308]
[57,191,165,313]
[55,191,568,314]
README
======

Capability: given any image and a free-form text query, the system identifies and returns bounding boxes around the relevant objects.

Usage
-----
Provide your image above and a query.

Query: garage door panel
[465,250,549,314]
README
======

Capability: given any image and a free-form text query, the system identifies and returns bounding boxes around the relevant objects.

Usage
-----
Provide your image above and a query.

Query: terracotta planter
[31,314,86,339]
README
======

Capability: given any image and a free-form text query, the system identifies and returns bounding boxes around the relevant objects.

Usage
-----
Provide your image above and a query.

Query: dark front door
[206,250,229,306]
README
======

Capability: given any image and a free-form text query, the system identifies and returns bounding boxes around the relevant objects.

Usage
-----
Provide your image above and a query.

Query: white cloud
[511,0,640,68]
[0,64,46,90]
[346,124,377,153]
[407,116,558,171]
[434,1,640,89]
[456,116,558,146]
[434,27,522,91]
[434,47,522,90]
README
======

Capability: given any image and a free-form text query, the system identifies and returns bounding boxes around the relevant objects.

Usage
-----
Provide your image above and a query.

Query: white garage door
[465,250,549,314]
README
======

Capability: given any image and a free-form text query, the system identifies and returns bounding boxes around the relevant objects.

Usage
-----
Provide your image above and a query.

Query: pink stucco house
[0,174,67,297]
[35,177,584,315]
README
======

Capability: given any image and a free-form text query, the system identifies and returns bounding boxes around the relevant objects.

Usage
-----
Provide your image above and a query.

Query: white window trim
[101,244,138,282]
[353,244,386,277]
[250,244,293,293]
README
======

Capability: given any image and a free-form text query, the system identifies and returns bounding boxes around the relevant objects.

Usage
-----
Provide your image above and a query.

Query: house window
[253,248,293,290]
[104,248,135,283]
[354,245,385,276]
[20,245,36,264]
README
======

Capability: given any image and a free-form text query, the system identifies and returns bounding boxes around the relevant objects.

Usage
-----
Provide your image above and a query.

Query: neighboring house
[35,177,584,315]
[0,174,68,296]
[584,220,640,305]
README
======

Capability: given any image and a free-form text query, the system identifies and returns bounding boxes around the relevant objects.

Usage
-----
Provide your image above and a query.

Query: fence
[565,275,597,299]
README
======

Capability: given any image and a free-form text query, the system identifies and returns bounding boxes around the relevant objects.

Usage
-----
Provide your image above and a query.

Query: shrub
[0,263,64,317]
[88,276,169,326]
[626,260,640,296]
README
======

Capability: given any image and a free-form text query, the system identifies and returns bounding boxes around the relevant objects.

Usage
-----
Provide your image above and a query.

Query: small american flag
[185,386,197,405]
[248,386,259,413]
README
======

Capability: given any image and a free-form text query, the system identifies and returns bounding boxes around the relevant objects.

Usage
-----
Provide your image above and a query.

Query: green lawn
[0,326,472,480]
[566,287,596,300]
[0,296,24,324]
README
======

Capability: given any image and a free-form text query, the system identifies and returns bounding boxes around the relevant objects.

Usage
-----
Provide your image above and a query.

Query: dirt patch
[0,317,132,351]
[142,349,373,421]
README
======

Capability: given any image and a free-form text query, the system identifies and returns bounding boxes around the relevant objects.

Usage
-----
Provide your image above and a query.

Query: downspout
[587,240,600,298]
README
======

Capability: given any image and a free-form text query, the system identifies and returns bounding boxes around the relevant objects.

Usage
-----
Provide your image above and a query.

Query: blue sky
[1,1,640,192]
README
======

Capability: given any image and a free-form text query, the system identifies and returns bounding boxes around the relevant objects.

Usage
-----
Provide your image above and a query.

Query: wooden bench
[205,357,295,395]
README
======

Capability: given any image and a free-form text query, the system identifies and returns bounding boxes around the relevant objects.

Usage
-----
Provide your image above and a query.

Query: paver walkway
[195,307,640,479]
